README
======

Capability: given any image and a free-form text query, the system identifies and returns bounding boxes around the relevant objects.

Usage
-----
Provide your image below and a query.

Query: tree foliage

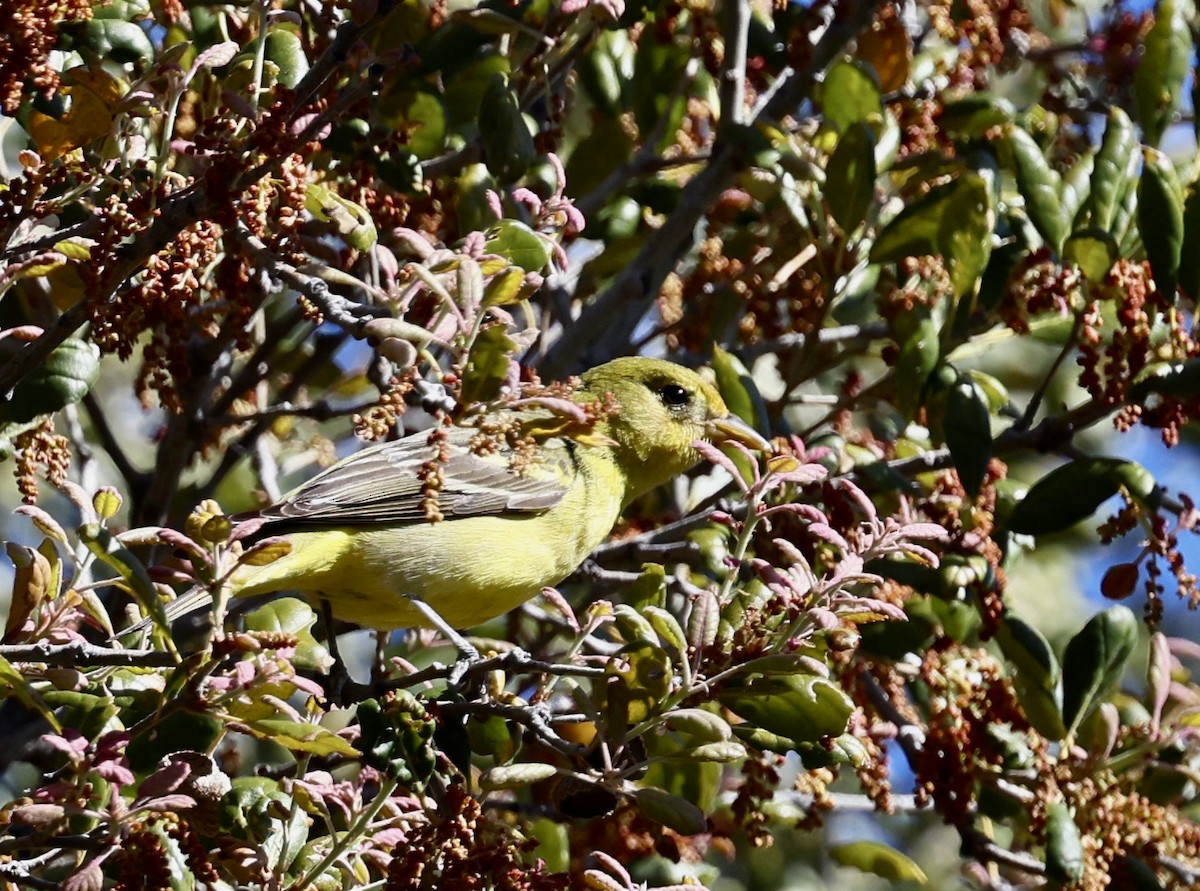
[2,0,1200,889]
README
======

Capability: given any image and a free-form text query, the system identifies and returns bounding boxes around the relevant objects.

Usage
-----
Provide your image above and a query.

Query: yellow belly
[231,472,622,630]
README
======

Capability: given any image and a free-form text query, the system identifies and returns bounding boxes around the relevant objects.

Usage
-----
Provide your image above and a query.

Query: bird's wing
[256,427,571,527]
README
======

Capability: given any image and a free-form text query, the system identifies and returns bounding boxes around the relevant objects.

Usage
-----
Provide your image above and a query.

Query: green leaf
[892,314,939,420]
[939,94,1014,139]
[480,266,527,308]
[381,86,446,160]
[871,172,992,297]
[1085,108,1136,232]
[243,598,334,673]
[241,718,360,757]
[304,183,377,251]
[995,614,1065,740]
[0,338,100,424]
[624,564,667,612]
[1060,150,1094,227]
[1004,126,1066,250]
[830,841,928,885]
[612,603,658,645]
[711,346,769,434]
[1007,458,1157,536]
[721,674,854,744]
[710,346,768,484]
[1134,0,1190,147]
[631,38,689,146]
[1132,358,1200,399]
[942,171,994,299]
[0,655,61,732]
[643,731,721,814]
[263,30,309,88]
[687,741,746,762]
[642,605,687,657]
[466,713,520,762]
[663,708,733,743]
[821,60,881,135]
[529,818,570,874]
[219,777,309,872]
[965,369,1010,413]
[1112,855,1168,890]
[1061,605,1139,737]
[608,641,672,724]
[72,19,154,63]
[78,523,158,637]
[484,219,552,271]
[870,185,948,263]
[460,324,515,405]
[480,763,558,790]
[1045,801,1085,883]
[478,72,535,183]
[943,369,991,499]
[634,787,707,835]
[1178,181,1200,301]
[40,690,115,739]
[357,694,436,783]
[1063,229,1118,281]
[826,122,876,231]
[566,116,636,197]
[578,35,625,117]
[1137,147,1185,302]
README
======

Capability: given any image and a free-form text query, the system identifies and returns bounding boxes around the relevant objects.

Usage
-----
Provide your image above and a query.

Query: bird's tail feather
[115,585,215,641]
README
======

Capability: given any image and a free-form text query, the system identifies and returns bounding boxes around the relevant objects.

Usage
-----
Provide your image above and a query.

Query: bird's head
[579,357,769,503]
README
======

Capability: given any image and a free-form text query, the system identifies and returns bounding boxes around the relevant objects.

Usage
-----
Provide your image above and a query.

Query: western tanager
[149,357,767,640]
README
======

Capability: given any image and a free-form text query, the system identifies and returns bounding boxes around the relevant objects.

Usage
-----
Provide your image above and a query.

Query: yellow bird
[150,358,767,643]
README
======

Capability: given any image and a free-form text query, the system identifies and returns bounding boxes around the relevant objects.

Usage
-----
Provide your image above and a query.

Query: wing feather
[257,427,570,527]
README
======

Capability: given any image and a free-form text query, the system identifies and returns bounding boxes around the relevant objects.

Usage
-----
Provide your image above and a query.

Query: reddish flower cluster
[997,246,1080,334]
[1099,494,1200,623]
[1068,772,1200,889]
[13,421,70,503]
[1087,9,1155,100]
[729,751,785,845]
[912,644,1036,828]
[927,0,1040,89]
[0,0,92,114]
[385,783,568,891]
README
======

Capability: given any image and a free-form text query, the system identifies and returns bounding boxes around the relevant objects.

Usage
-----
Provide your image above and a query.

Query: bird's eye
[657,384,691,407]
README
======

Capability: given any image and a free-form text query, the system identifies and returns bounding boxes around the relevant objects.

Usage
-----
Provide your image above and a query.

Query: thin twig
[739,321,891,361]
[1015,312,1084,431]
[80,391,146,494]
[211,397,383,426]
[388,650,607,690]
[437,699,587,757]
[718,0,751,127]
[0,642,177,668]
[230,227,384,333]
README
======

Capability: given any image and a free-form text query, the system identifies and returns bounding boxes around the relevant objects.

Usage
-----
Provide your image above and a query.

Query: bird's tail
[114,584,215,641]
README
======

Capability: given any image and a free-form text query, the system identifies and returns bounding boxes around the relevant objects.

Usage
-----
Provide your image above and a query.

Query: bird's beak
[706,415,771,451]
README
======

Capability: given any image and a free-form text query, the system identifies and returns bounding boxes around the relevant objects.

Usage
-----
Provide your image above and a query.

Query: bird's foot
[446,639,483,688]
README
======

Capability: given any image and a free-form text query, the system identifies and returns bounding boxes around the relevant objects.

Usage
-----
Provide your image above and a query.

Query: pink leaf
[192,40,239,71]
[63,859,105,891]
[693,440,749,491]
[539,586,579,633]
[135,794,198,813]
[807,523,849,551]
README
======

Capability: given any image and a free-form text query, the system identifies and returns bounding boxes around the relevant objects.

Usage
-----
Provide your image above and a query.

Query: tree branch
[537,0,885,375]
[0,642,177,668]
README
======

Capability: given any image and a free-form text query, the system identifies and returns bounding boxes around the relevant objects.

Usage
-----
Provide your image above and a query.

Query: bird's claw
[446,641,483,688]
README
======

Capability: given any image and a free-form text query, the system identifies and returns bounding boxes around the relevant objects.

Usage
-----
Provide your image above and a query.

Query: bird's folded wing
[257,428,571,526]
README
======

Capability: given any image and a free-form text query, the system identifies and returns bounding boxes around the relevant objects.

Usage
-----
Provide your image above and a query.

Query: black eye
[657,383,691,407]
